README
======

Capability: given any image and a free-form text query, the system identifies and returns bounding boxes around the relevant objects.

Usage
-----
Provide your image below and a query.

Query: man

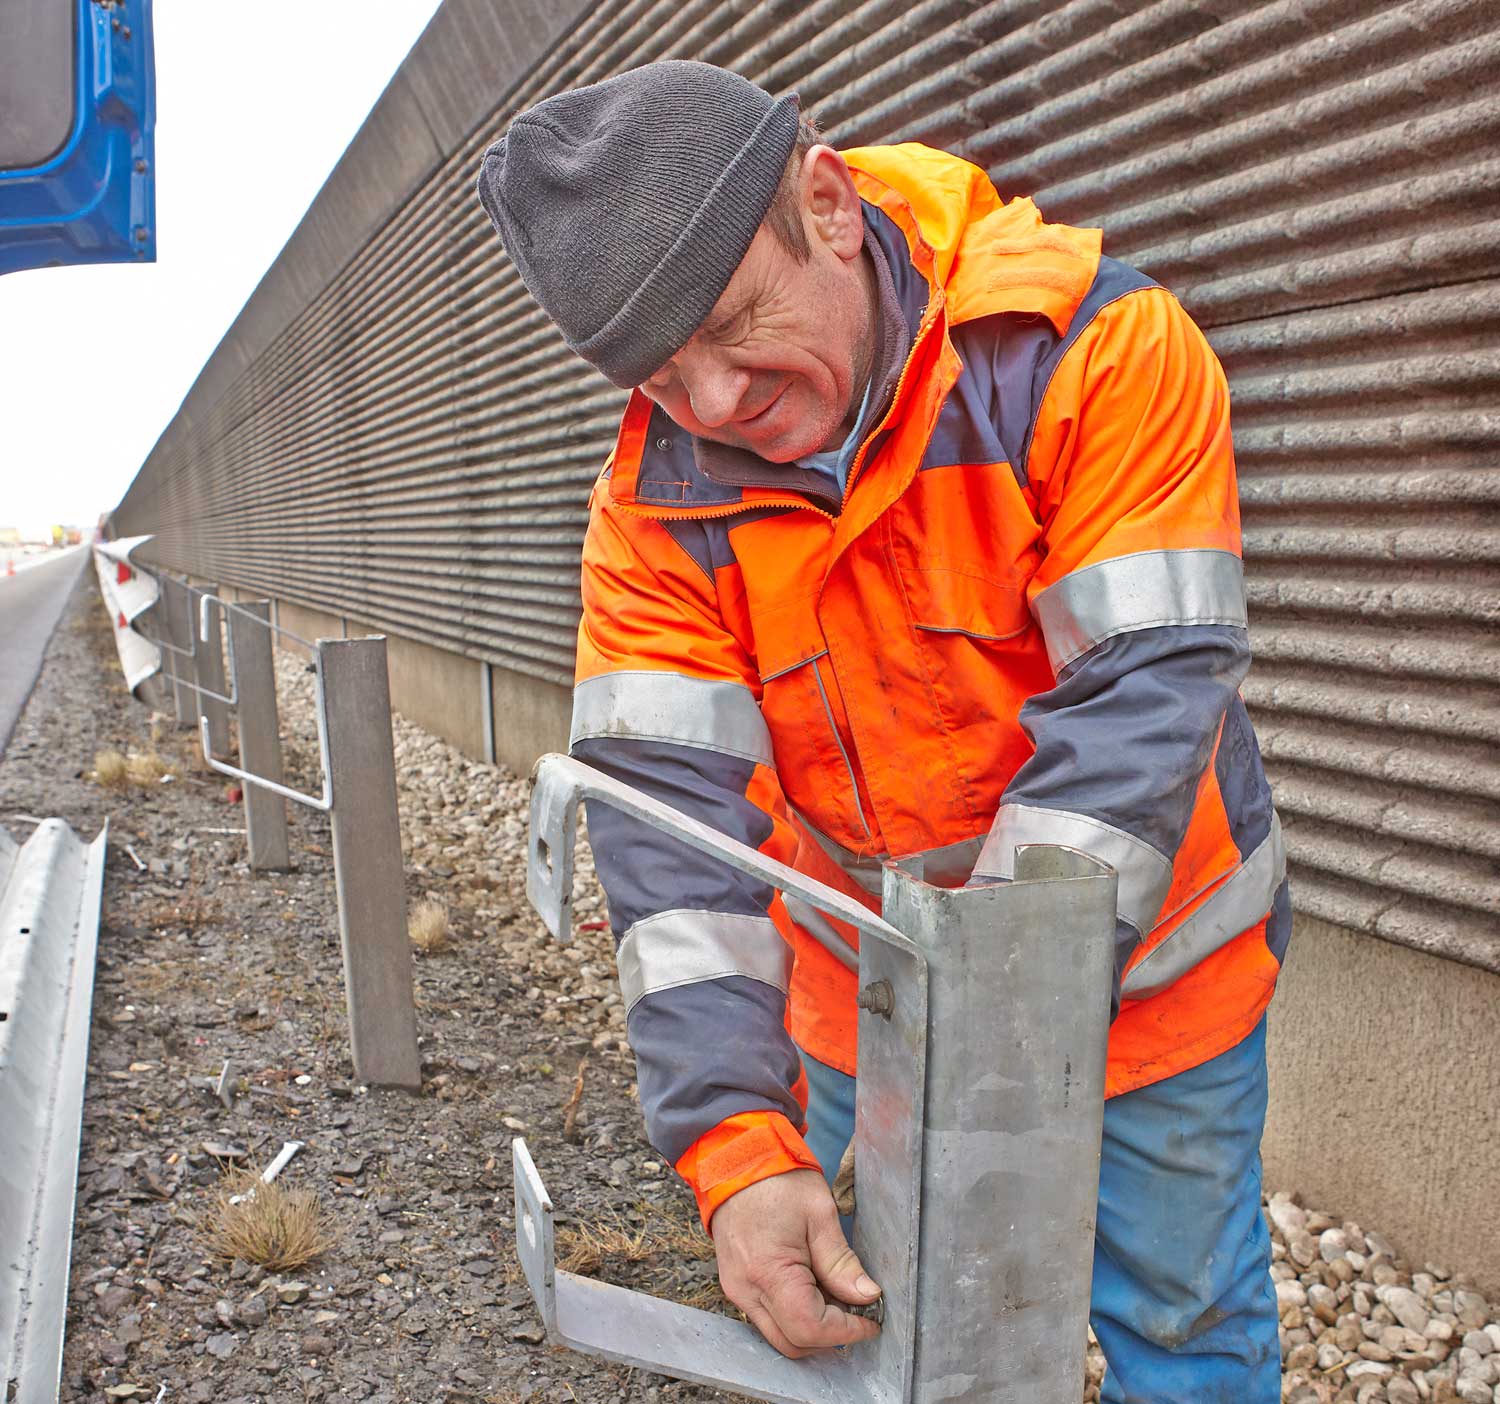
[477,59,1288,1401]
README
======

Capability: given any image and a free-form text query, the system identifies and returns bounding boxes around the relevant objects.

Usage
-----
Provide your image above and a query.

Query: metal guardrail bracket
[518,755,1119,1404]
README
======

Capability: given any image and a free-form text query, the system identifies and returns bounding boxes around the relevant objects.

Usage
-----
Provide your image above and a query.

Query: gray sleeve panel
[572,734,802,1164]
[1215,695,1276,863]
[993,622,1252,1016]
[936,258,1160,486]
[1004,623,1252,864]
[629,974,805,1166]
[571,735,775,936]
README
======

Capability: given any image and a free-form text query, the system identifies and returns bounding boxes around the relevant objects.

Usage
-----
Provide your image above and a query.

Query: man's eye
[710,309,750,343]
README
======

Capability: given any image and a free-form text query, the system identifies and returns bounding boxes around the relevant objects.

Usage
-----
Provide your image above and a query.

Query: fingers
[806,1197,881,1307]
[739,1295,810,1360]
[723,1262,880,1357]
[765,1265,881,1351]
[709,1167,882,1359]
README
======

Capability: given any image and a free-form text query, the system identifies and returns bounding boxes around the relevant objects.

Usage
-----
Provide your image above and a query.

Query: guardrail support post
[228,601,290,872]
[195,585,231,758]
[158,576,193,728]
[318,636,420,1091]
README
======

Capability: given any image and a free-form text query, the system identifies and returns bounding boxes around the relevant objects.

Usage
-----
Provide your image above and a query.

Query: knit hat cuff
[573,93,800,388]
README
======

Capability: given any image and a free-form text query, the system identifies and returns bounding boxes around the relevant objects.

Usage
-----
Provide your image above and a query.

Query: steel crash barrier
[93,537,162,698]
[514,754,1119,1404]
[0,819,108,1404]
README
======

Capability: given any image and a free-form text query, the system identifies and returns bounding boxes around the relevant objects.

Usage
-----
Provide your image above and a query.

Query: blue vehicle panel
[0,0,156,277]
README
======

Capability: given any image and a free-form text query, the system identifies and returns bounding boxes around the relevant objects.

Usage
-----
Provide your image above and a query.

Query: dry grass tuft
[199,1173,337,1272]
[139,893,220,933]
[555,1207,727,1313]
[125,748,171,786]
[556,1210,715,1276]
[92,747,171,789]
[93,749,130,789]
[408,898,452,952]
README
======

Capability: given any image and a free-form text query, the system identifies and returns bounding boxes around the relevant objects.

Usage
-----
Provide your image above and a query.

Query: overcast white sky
[0,0,446,530]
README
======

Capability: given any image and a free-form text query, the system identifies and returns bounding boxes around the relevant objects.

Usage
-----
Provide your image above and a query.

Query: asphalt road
[0,545,89,758]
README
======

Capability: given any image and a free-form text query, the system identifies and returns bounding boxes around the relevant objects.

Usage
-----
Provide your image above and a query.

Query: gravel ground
[3,572,1497,1404]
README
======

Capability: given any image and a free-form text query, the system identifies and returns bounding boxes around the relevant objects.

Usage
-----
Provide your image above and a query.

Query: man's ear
[801,146,863,262]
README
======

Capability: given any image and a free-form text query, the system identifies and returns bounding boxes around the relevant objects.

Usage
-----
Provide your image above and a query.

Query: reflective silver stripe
[974,803,1174,935]
[615,909,791,1013]
[794,811,885,895]
[571,671,773,766]
[794,813,986,895]
[1033,548,1247,674]
[1123,813,1285,1001]
[781,895,858,969]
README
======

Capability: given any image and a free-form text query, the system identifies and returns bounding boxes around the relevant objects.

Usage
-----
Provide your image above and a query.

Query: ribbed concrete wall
[1265,919,1500,1291]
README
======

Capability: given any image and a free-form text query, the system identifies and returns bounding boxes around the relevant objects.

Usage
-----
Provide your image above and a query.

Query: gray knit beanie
[475,61,800,388]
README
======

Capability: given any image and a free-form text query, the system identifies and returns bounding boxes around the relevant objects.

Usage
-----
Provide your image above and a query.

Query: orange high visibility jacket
[571,144,1288,1228]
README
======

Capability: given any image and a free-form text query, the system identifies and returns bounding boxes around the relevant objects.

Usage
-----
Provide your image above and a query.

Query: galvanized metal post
[882,849,1115,1404]
[512,756,1118,1404]
[317,636,420,1091]
[227,601,290,872]
[194,584,231,758]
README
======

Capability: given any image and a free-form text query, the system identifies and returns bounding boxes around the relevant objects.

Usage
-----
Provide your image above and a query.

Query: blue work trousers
[799,1017,1280,1403]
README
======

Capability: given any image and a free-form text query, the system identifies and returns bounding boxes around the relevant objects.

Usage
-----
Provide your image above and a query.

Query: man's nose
[681,353,748,429]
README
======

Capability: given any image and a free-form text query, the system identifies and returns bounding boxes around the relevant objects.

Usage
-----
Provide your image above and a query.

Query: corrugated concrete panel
[402,0,572,153]
[489,661,571,779]
[1265,915,1500,1292]
[113,0,1500,990]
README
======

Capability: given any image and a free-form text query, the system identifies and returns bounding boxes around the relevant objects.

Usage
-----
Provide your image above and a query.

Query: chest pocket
[903,564,1052,809]
[906,563,1032,643]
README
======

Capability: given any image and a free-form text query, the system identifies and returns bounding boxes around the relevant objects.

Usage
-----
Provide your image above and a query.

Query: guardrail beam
[0,819,109,1403]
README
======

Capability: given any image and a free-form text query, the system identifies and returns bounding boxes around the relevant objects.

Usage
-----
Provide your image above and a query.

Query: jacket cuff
[674,1111,822,1232]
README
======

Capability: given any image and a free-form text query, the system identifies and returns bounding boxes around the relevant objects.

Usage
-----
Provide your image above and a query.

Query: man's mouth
[735,383,787,429]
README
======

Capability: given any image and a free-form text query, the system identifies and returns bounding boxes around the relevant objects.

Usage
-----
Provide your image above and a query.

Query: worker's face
[638,147,874,464]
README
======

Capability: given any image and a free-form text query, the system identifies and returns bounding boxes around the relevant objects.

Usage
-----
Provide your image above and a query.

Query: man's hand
[710,1168,882,1358]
